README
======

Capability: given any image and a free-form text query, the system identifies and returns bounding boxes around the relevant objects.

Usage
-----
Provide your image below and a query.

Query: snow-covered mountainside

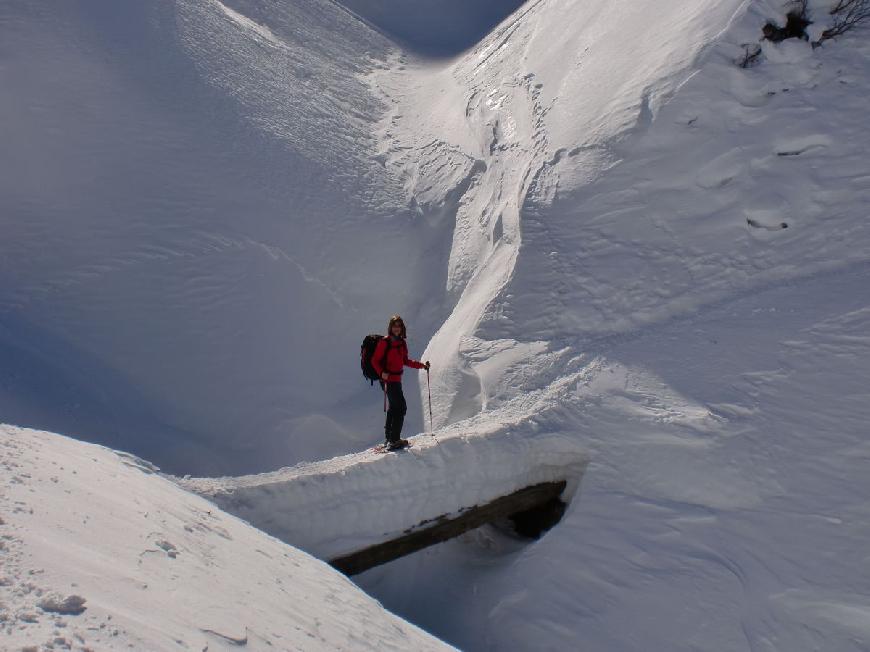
[4,0,870,650]
[0,425,453,651]
[352,2,870,649]
[362,263,870,651]
[0,0,451,475]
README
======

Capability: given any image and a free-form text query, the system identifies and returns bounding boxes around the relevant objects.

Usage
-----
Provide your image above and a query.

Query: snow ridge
[0,426,454,651]
[181,428,588,559]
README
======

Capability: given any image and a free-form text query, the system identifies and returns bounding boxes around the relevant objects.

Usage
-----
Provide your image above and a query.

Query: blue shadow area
[336,0,529,58]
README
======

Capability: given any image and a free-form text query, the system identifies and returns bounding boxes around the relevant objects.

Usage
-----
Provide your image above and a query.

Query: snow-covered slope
[361,263,870,651]
[394,0,870,474]
[368,0,750,423]
[4,0,870,650]
[0,0,450,475]
[0,425,453,651]
[352,2,870,650]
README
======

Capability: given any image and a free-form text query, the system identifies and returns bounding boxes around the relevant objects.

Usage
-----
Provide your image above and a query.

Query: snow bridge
[181,432,587,575]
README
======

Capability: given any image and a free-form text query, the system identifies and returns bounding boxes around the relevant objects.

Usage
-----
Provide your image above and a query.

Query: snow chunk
[37,594,87,616]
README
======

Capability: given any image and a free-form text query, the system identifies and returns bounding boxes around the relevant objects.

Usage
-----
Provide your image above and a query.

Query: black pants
[382,381,407,442]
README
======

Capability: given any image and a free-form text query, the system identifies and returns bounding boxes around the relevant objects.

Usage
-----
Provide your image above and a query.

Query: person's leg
[381,381,393,441]
[386,382,407,442]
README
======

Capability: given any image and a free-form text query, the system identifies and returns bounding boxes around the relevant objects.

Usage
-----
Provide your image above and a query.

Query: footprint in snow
[155,540,179,558]
[747,218,788,231]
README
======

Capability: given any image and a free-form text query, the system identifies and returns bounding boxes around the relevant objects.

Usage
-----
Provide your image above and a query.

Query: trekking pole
[427,367,436,442]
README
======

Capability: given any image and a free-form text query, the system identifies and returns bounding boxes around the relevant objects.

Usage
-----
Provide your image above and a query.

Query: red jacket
[372,336,425,383]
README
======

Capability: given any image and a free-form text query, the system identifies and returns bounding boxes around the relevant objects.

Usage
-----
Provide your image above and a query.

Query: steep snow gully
[5,0,870,650]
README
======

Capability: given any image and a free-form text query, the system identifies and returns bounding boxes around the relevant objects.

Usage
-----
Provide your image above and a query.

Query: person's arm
[372,339,387,378]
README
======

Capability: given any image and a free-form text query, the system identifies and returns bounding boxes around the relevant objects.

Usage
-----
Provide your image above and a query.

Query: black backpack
[360,334,391,385]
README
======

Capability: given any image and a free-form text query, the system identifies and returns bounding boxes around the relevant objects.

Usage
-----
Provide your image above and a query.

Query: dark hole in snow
[331,481,568,574]
[507,496,567,538]
[763,11,811,42]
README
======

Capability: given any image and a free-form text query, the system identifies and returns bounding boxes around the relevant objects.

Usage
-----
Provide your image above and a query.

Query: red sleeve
[372,339,387,376]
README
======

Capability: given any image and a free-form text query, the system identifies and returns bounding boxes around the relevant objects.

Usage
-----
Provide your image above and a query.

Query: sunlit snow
[2,0,870,650]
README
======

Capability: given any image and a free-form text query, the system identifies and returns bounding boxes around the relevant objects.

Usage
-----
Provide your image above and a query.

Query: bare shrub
[817,0,870,43]
[738,44,764,67]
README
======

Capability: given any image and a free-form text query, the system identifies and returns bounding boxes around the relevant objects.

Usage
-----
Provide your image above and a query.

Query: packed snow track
[180,430,588,565]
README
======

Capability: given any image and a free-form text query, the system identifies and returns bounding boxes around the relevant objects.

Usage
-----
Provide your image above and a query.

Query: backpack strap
[381,336,392,375]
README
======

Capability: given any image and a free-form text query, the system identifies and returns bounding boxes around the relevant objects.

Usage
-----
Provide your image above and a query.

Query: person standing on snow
[371,314,430,450]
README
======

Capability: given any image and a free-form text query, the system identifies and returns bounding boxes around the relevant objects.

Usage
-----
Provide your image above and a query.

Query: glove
[424,361,431,370]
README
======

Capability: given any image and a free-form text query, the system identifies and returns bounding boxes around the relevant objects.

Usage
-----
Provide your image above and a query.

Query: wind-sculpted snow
[0,0,454,474]
[359,262,870,652]
[181,427,587,559]
[406,0,750,425]
[0,425,453,651]
[5,0,870,650]
[175,0,404,210]
[359,2,870,650]
[482,8,870,345]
